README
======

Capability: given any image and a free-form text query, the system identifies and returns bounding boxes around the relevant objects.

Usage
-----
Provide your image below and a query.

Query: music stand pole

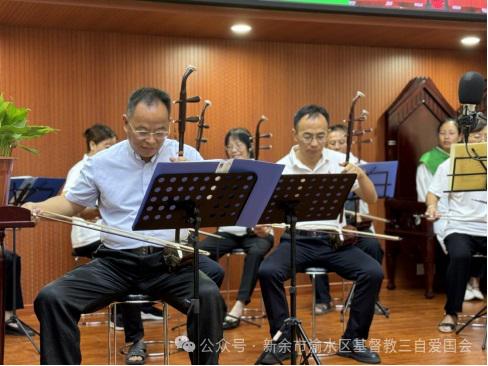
[286,207,299,364]
[133,169,268,364]
[185,204,201,365]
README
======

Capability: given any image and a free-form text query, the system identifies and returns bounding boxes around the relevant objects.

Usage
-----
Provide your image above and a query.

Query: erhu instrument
[173,65,200,244]
[253,115,272,160]
[343,91,371,233]
[195,100,212,152]
[174,65,201,158]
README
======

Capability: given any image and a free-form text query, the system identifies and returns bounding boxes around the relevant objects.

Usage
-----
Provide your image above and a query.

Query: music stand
[133,162,282,364]
[446,144,487,347]
[255,173,357,365]
[6,177,64,353]
[345,161,398,221]
[447,142,487,192]
[9,177,65,207]
[359,161,398,199]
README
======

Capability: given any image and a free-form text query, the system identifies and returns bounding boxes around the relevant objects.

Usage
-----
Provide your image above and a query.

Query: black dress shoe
[257,342,291,365]
[223,316,240,330]
[314,302,334,315]
[337,338,381,364]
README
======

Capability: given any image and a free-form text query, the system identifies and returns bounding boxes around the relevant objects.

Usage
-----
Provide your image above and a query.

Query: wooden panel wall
[0,25,485,304]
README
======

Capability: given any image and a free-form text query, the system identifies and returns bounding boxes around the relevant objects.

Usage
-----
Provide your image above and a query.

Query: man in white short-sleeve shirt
[257,105,383,365]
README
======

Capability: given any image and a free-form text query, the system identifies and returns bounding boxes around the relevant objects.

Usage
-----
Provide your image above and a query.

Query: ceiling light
[231,24,252,35]
[461,36,480,47]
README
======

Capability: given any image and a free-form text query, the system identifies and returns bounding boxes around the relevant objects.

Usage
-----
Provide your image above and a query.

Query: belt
[292,229,329,238]
[123,246,165,255]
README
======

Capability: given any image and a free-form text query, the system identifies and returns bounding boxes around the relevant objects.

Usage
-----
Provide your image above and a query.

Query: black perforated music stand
[133,171,259,364]
[256,173,356,365]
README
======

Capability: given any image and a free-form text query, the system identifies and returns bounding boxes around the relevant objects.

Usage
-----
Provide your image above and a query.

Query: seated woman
[199,128,274,330]
[417,119,484,301]
[426,118,487,333]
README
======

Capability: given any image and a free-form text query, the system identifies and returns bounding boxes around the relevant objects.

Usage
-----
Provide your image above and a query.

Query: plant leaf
[0,125,57,139]
[18,144,39,154]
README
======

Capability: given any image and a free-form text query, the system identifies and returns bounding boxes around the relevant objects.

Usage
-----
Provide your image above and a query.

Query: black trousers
[122,255,225,343]
[4,249,24,311]
[258,234,383,341]
[199,232,273,304]
[314,235,384,304]
[34,246,225,365]
[444,233,487,315]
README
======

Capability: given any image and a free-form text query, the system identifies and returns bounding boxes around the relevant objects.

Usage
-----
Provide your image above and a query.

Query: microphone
[459,71,484,106]
[458,71,486,139]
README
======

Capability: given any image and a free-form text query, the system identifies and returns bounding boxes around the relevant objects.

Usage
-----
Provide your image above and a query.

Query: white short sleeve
[416,164,433,202]
[65,157,99,208]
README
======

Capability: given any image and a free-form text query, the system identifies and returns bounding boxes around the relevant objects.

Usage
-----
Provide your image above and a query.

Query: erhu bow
[254,115,272,160]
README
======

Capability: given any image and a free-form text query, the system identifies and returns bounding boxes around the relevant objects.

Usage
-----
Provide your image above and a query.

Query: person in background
[313,124,385,315]
[416,119,484,301]
[426,118,487,333]
[4,250,33,336]
[199,128,273,330]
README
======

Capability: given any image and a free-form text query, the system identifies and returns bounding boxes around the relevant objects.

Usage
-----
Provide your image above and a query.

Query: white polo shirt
[429,159,487,239]
[277,146,359,230]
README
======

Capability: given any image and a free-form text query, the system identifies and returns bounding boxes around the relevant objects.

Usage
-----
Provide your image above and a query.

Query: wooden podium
[0,206,34,365]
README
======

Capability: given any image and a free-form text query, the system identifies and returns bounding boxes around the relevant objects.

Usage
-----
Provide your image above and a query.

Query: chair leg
[163,303,169,365]
[107,304,111,364]
[226,254,231,306]
[311,274,317,340]
[113,304,118,365]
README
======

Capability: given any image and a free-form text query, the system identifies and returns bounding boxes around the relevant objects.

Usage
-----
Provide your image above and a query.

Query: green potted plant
[0,94,56,205]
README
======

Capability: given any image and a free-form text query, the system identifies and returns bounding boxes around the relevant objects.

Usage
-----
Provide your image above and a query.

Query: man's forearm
[24,195,85,217]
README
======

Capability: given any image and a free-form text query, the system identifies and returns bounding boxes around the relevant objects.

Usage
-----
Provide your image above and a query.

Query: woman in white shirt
[415,120,483,300]
[426,120,487,333]
[198,128,274,330]
[64,124,117,257]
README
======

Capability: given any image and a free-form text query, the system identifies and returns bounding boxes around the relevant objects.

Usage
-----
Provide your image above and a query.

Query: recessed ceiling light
[231,23,252,35]
[461,36,480,47]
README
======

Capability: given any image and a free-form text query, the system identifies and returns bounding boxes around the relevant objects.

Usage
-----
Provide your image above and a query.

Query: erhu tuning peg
[186,116,199,123]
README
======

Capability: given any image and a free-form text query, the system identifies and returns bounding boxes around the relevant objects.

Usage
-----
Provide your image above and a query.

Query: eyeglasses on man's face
[127,122,169,140]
